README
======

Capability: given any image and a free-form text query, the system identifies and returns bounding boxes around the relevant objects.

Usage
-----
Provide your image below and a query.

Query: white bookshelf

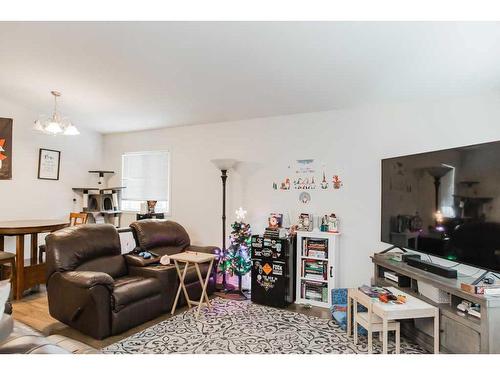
[295,231,340,308]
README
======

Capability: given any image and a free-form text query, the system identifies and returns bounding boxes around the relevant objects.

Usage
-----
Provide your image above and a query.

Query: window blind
[121,151,170,201]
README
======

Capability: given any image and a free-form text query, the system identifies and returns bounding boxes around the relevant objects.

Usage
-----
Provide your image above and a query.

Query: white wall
[103,95,500,287]
[0,96,103,254]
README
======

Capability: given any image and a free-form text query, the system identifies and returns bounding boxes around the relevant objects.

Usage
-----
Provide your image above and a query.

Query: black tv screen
[381,140,500,273]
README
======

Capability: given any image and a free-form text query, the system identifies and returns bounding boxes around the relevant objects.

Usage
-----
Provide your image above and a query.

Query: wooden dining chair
[38,212,89,263]
[68,212,89,226]
[353,290,401,354]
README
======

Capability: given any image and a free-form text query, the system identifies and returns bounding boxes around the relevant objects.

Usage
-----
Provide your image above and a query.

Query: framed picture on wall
[38,148,61,180]
[0,118,13,180]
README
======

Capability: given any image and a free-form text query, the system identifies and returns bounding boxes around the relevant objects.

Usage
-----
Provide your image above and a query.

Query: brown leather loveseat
[126,220,220,309]
[46,224,165,339]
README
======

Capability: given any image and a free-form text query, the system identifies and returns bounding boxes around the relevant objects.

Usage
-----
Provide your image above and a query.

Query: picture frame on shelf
[38,148,61,180]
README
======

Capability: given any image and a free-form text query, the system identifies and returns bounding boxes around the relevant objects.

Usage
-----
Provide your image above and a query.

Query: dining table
[0,219,69,299]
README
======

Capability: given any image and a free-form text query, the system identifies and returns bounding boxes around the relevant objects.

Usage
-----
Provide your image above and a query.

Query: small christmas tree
[220,207,252,296]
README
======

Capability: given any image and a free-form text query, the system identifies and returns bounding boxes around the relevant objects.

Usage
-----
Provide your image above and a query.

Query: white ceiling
[1,22,500,133]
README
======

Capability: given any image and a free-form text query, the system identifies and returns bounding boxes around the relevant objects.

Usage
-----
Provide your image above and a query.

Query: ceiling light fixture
[34,91,80,136]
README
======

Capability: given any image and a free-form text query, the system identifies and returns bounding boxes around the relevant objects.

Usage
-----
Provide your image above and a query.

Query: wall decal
[332,175,343,189]
[273,159,344,191]
[299,191,311,204]
[0,118,13,180]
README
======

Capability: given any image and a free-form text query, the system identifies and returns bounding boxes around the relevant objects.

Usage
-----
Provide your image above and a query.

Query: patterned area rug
[102,298,426,354]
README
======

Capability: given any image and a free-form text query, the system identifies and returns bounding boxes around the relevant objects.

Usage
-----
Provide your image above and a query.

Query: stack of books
[302,259,327,281]
[302,238,328,259]
[302,281,327,302]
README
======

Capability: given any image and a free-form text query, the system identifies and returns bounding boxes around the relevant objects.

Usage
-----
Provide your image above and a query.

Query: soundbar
[406,258,458,279]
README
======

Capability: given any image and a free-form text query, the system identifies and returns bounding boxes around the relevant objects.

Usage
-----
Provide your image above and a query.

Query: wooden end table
[170,251,217,318]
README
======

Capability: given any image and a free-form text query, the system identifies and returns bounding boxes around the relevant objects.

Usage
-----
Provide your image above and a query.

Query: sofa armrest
[61,271,114,290]
[124,253,161,267]
[185,245,221,258]
[47,272,113,339]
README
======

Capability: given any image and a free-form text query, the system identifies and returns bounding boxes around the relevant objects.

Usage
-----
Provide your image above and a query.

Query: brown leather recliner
[45,224,164,340]
[127,220,220,309]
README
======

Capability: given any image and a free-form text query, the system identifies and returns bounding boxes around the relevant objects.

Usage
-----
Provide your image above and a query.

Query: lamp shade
[210,158,238,171]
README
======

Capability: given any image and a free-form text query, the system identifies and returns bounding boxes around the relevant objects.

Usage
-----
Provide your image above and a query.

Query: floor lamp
[211,158,238,291]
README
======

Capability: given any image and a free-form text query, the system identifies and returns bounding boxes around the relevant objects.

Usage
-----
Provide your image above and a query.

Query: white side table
[348,287,440,354]
[170,251,217,318]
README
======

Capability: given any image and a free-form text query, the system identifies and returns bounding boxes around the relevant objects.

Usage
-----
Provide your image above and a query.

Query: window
[121,151,170,214]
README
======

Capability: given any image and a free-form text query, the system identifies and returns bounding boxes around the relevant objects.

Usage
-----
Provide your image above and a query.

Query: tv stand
[372,253,500,353]
[472,270,500,285]
[378,245,407,254]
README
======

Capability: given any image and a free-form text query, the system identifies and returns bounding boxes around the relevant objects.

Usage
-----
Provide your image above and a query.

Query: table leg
[395,324,400,354]
[0,235,4,251]
[30,234,38,266]
[368,326,373,354]
[382,317,388,354]
[194,259,214,317]
[15,235,25,300]
[347,290,352,337]
[201,260,214,307]
[434,310,440,354]
[9,257,16,301]
[171,260,191,315]
[353,300,358,345]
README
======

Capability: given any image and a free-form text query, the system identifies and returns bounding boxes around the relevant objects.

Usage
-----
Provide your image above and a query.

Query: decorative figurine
[297,213,313,231]
[268,213,283,228]
[328,213,340,233]
[320,215,329,231]
[147,200,157,214]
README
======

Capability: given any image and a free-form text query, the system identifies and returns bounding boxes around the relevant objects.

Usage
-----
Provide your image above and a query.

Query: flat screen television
[381,140,500,273]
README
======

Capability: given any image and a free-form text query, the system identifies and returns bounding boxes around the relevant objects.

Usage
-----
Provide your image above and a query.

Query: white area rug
[102,298,426,354]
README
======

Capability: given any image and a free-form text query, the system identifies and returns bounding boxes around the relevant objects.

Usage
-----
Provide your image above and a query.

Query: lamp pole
[211,158,237,291]
[221,169,228,289]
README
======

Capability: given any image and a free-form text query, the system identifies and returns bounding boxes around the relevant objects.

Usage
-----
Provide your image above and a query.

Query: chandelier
[34,91,80,136]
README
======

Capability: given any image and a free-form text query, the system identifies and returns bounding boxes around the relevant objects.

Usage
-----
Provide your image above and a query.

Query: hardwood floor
[12,287,331,350]
[12,287,195,349]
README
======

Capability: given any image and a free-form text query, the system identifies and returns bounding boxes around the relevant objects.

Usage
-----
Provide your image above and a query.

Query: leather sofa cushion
[76,255,127,279]
[46,224,121,278]
[112,276,162,312]
[130,220,190,251]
